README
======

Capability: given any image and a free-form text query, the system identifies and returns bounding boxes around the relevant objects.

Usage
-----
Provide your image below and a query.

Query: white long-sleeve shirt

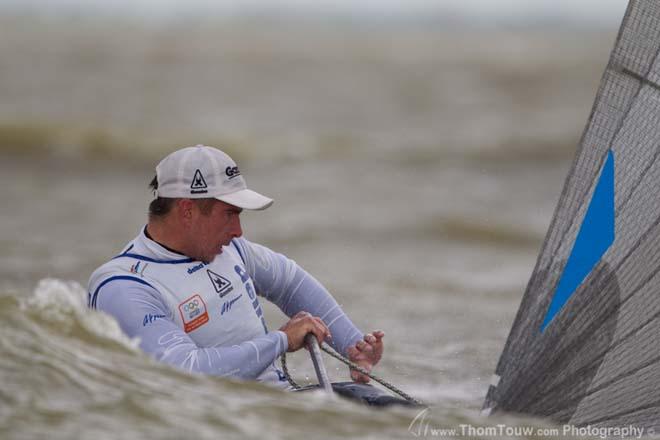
[88,227,363,387]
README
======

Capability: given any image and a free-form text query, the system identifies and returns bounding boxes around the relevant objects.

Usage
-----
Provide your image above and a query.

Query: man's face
[187,199,243,263]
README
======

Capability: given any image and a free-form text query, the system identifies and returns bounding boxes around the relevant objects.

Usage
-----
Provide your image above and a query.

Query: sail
[483,0,660,429]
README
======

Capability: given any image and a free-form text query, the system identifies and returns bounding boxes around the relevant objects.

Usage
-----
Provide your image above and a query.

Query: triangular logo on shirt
[207,269,233,297]
[190,169,208,194]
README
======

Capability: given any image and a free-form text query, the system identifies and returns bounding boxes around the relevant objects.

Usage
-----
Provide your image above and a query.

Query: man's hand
[346,331,384,383]
[279,311,331,352]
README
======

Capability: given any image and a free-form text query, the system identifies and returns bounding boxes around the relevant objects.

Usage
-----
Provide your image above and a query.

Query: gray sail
[483,0,660,429]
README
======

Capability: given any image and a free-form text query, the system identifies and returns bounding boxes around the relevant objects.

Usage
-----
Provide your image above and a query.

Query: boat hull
[294,381,422,408]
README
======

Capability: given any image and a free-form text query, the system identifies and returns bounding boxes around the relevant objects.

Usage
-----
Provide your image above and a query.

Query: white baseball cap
[154,145,273,210]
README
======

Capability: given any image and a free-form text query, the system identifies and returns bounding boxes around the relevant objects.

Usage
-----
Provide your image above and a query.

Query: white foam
[24,278,140,352]
[23,278,87,317]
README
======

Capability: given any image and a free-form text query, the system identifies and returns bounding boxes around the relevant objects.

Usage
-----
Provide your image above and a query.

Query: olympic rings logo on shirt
[178,294,209,332]
[183,299,200,312]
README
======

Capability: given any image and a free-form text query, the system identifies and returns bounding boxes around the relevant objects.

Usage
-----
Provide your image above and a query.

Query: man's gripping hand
[346,331,384,383]
[279,311,331,352]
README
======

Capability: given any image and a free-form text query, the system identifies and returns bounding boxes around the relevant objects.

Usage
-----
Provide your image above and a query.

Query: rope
[280,344,423,406]
[280,350,301,390]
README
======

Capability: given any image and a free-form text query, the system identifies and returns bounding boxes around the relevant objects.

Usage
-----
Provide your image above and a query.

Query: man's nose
[232,216,243,238]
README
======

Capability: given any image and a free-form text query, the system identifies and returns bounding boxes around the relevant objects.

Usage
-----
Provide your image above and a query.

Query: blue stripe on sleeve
[91,276,155,309]
[112,253,194,264]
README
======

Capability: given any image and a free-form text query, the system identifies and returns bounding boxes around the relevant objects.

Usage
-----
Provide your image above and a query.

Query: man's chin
[200,246,224,263]
[201,254,218,264]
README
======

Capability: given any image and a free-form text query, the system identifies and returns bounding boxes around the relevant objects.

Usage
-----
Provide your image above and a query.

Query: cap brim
[216,189,274,210]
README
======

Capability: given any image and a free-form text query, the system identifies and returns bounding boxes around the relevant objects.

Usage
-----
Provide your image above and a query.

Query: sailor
[87,145,384,388]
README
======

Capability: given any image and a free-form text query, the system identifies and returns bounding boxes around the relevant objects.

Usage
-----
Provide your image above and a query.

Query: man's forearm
[234,238,364,355]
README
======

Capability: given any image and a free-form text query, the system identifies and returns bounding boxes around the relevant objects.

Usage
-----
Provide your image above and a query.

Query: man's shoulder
[87,236,144,292]
[230,236,276,256]
[87,252,137,292]
[228,236,274,266]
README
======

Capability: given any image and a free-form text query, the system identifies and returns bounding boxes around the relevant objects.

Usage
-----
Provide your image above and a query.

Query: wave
[18,278,140,351]
[426,217,542,248]
[0,120,578,169]
[0,19,609,167]
[0,279,426,439]
[0,123,252,164]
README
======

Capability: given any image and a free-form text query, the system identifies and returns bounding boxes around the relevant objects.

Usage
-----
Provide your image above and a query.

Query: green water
[0,15,616,439]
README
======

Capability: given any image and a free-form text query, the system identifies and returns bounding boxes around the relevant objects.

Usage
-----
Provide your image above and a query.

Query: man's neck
[145,221,187,256]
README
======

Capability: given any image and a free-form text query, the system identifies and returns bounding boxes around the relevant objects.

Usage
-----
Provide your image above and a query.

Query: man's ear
[177,199,195,223]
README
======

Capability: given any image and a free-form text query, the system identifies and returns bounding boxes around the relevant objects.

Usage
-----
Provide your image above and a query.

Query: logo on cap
[190,169,208,194]
[225,166,241,180]
[207,269,233,297]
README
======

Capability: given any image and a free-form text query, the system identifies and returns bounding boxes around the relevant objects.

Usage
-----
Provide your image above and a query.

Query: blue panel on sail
[541,150,615,331]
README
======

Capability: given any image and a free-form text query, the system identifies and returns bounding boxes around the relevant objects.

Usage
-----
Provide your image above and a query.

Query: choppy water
[0,14,617,439]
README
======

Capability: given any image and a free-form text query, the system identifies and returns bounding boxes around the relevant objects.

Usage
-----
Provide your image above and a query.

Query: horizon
[0,0,628,28]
